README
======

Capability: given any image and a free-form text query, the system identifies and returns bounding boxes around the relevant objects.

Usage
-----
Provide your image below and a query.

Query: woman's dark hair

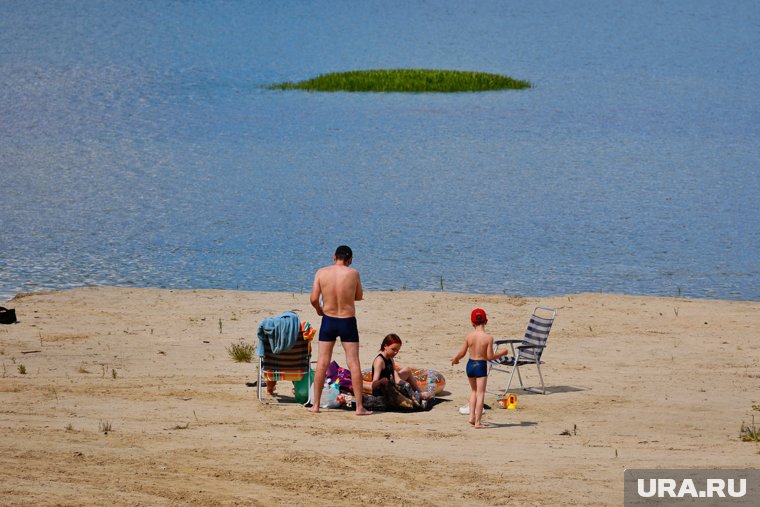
[380,333,402,351]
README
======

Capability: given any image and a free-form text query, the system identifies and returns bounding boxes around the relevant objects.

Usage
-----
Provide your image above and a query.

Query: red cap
[471,308,487,324]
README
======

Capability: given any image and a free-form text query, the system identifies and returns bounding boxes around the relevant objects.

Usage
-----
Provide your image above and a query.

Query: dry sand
[0,287,758,506]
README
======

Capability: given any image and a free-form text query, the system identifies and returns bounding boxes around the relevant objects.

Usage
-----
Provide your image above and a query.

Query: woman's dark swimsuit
[318,315,359,342]
[372,354,395,396]
[466,359,488,378]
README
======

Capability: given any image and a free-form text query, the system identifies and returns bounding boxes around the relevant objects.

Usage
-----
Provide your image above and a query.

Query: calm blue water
[1,1,759,301]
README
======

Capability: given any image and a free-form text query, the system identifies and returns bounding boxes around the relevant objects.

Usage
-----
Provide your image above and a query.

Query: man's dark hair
[335,245,353,261]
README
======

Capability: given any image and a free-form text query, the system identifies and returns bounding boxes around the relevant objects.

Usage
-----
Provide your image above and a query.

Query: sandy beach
[0,287,758,506]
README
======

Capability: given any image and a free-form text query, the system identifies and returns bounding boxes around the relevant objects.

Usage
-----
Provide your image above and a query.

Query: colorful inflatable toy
[362,366,446,395]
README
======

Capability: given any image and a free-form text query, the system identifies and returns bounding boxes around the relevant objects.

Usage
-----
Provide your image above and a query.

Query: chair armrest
[517,344,546,351]
[494,339,522,346]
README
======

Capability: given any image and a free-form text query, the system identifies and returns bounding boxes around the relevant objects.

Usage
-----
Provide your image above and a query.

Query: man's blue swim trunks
[466,359,488,378]
[319,315,360,343]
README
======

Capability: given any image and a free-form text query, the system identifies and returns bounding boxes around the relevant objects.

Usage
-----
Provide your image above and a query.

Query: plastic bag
[320,381,343,409]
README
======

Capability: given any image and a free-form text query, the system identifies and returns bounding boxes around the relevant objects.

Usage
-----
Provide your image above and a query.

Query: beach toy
[413,368,447,395]
[497,393,518,409]
[301,321,316,341]
[361,367,446,395]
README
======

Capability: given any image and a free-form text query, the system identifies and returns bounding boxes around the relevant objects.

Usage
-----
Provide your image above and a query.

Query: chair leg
[257,359,263,402]
[510,351,526,393]
[510,351,525,390]
[535,362,546,394]
[505,363,519,396]
[515,364,525,390]
[304,362,315,407]
[522,362,547,395]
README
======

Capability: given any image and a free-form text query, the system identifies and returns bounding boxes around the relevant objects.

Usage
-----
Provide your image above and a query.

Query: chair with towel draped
[488,307,557,395]
[256,311,314,406]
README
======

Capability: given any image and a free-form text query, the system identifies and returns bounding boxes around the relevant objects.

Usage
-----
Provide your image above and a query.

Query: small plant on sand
[99,420,112,434]
[17,364,26,375]
[740,416,759,442]
[65,423,74,431]
[227,341,255,363]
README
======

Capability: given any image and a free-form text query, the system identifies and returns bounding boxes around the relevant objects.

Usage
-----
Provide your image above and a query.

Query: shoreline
[1,286,758,505]
[5,284,759,305]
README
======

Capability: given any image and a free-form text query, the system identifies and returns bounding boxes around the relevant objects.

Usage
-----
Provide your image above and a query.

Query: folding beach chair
[488,307,556,395]
[256,314,314,406]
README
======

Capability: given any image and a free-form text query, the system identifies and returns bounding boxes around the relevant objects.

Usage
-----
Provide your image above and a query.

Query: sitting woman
[371,333,433,410]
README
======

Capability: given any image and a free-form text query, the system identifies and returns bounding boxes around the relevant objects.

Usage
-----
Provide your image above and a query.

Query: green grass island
[268,69,531,93]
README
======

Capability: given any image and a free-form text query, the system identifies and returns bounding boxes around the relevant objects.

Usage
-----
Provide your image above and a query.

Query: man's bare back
[310,264,362,318]
[308,246,371,415]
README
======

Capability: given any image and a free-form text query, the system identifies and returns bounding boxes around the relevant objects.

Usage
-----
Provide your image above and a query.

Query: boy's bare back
[465,329,495,360]
[312,264,362,318]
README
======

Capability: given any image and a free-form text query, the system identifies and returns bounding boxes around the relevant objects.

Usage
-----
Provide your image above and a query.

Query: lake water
[1,1,759,301]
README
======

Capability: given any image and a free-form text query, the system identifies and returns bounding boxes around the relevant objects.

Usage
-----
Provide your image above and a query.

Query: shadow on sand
[488,385,590,396]
[477,421,539,429]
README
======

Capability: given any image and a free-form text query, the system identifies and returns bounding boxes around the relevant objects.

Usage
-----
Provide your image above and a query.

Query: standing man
[309,245,372,415]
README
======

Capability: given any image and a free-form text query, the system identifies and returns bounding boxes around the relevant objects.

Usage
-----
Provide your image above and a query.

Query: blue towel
[256,311,301,356]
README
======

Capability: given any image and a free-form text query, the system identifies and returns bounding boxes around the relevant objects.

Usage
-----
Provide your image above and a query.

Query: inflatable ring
[362,366,446,395]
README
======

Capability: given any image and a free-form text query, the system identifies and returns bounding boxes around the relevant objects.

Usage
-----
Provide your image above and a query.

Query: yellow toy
[301,321,316,340]
[497,393,518,409]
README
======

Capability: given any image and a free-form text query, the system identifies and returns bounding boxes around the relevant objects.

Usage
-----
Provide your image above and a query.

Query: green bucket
[293,369,315,404]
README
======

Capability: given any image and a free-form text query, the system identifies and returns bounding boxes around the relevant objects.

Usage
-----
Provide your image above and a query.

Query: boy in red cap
[451,308,510,428]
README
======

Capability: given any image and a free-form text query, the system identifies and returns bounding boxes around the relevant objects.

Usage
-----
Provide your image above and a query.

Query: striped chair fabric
[260,332,310,382]
[515,313,554,364]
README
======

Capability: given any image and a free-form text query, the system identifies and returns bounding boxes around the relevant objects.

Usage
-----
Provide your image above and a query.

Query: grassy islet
[269,69,531,93]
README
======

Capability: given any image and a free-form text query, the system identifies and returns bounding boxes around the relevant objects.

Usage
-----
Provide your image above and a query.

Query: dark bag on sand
[382,382,421,411]
[0,307,17,324]
[362,394,388,411]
